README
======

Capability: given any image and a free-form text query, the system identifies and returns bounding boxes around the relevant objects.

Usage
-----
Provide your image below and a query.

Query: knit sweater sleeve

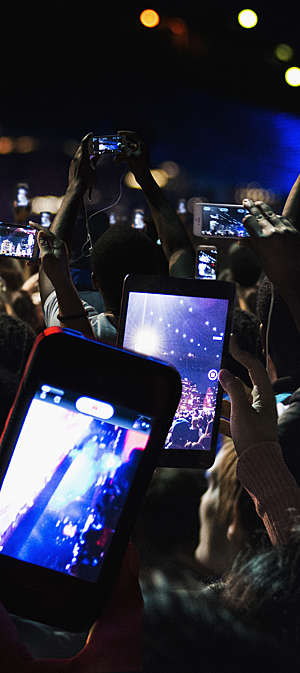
[237,441,300,545]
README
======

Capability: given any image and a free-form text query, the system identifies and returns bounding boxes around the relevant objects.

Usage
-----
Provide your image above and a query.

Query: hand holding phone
[68,133,96,197]
[37,229,70,285]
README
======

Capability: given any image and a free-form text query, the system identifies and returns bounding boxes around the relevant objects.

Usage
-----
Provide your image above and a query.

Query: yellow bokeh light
[0,137,14,154]
[238,9,258,29]
[15,136,37,153]
[32,196,64,214]
[140,9,160,28]
[125,169,168,189]
[275,43,293,62]
[285,66,300,87]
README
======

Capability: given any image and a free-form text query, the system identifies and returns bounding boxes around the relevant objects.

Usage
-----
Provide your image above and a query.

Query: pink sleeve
[237,441,300,545]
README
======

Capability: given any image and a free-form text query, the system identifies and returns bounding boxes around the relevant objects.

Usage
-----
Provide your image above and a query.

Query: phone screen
[16,186,29,207]
[40,212,52,228]
[196,248,217,280]
[122,292,229,453]
[91,136,122,157]
[194,203,249,237]
[0,385,152,583]
[0,223,36,259]
[132,210,145,230]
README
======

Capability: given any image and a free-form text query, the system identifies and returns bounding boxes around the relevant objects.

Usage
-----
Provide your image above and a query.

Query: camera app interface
[122,292,229,452]
[0,386,152,582]
[0,223,36,259]
[196,249,217,280]
[201,205,249,237]
[91,136,122,157]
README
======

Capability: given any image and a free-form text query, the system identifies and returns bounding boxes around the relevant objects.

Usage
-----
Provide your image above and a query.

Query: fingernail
[218,369,234,386]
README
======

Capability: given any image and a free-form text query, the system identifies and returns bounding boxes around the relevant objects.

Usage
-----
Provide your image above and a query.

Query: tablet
[118,276,235,468]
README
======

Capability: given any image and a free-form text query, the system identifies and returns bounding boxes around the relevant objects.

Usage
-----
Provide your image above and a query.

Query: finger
[218,369,250,417]
[221,398,231,419]
[37,231,52,250]
[242,208,275,238]
[229,335,276,409]
[219,418,231,437]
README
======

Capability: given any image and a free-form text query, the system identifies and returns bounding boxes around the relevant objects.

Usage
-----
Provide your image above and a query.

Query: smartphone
[131,209,146,230]
[0,328,181,631]
[193,203,249,238]
[177,198,187,214]
[118,275,235,469]
[195,245,217,280]
[89,135,123,158]
[40,211,52,228]
[15,183,30,208]
[0,222,38,260]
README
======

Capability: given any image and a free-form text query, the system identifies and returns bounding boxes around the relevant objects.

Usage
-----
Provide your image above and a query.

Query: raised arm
[219,337,300,546]
[39,133,95,307]
[118,131,195,277]
[37,230,95,339]
[242,199,300,334]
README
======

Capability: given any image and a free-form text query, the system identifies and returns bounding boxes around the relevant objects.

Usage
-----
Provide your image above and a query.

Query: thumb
[218,369,250,415]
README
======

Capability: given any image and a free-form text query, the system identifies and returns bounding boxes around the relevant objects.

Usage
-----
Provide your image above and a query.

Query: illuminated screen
[91,136,122,156]
[195,204,249,238]
[0,385,152,582]
[196,249,217,279]
[122,292,229,452]
[0,223,36,259]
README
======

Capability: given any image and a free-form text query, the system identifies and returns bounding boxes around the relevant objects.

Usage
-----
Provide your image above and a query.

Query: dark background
[1,1,300,222]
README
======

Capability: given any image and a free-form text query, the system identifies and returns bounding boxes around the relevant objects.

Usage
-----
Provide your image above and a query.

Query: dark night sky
[1,2,300,221]
[1,1,300,136]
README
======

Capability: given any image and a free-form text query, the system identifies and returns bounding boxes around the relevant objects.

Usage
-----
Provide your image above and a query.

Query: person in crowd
[218,241,262,314]
[132,467,206,586]
[0,313,36,434]
[38,133,172,342]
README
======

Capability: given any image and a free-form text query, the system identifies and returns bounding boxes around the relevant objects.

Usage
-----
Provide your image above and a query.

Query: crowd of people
[1,129,300,671]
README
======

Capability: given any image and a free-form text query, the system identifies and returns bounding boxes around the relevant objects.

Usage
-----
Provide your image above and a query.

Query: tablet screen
[121,291,229,454]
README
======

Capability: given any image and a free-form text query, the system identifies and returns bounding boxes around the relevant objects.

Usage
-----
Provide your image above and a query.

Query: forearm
[50,181,84,252]
[134,169,194,271]
[54,276,95,339]
[237,441,300,545]
[282,173,300,231]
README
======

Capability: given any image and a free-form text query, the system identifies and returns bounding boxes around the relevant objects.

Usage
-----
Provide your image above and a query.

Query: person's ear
[226,511,245,547]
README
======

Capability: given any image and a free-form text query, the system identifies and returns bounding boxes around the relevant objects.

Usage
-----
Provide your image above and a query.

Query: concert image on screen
[0,223,36,258]
[0,385,152,582]
[122,292,229,452]
[201,205,249,237]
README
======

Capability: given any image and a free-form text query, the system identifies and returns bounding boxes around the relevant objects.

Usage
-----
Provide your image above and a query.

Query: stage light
[140,9,160,28]
[134,327,159,356]
[160,160,180,178]
[15,136,37,153]
[32,195,64,214]
[285,66,300,87]
[237,9,258,29]
[0,137,13,154]
[275,43,293,62]
[125,169,168,189]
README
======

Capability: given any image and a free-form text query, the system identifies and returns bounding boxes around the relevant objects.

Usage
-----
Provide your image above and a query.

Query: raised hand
[68,132,97,198]
[218,335,278,455]
[242,199,300,332]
